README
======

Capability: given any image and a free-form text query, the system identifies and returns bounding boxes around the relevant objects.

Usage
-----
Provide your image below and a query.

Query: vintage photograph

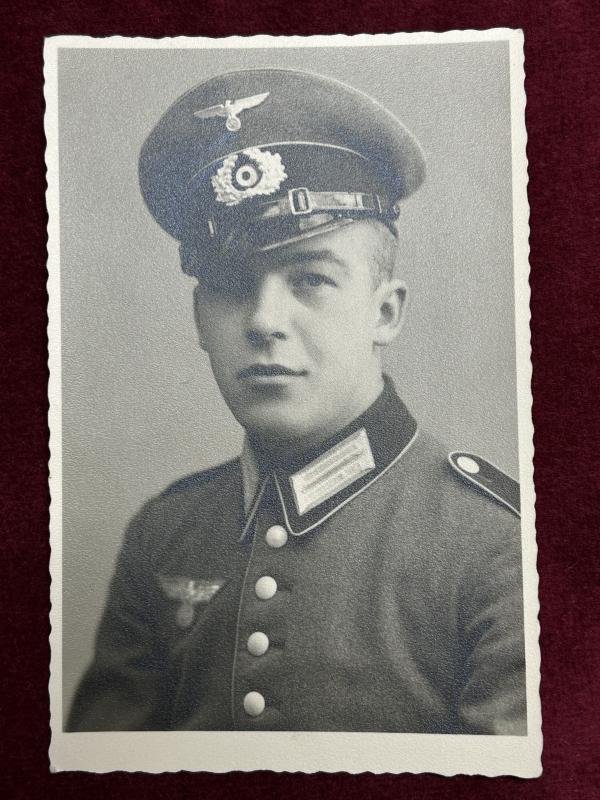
[47,31,541,774]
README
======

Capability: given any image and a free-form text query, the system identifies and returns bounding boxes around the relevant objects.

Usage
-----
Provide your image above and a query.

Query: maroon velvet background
[1,1,599,796]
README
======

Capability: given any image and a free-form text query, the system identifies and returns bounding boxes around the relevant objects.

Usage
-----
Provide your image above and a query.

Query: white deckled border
[508,26,543,775]
[45,38,65,745]
[46,29,542,777]
[46,28,525,50]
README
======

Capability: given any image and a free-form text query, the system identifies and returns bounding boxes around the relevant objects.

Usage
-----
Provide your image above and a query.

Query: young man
[68,68,526,733]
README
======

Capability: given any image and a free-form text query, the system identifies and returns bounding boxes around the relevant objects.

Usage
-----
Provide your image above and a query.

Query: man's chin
[233,406,319,447]
[240,416,311,443]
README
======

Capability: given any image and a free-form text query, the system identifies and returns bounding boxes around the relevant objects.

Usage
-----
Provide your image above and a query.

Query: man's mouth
[238,364,308,379]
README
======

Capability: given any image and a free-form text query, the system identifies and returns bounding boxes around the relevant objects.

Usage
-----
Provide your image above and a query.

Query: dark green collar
[241,376,418,538]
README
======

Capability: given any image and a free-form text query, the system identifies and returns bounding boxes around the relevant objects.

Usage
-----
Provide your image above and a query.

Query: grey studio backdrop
[58,41,519,717]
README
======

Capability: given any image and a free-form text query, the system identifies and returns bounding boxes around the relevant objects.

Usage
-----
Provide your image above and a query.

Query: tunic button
[247,631,269,656]
[265,524,288,548]
[255,576,277,600]
[243,691,265,717]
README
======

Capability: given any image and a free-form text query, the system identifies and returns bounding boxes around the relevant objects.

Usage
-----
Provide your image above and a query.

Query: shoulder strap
[448,451,520,517]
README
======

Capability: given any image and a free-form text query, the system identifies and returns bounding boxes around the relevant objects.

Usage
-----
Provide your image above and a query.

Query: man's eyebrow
[277,249,350,272]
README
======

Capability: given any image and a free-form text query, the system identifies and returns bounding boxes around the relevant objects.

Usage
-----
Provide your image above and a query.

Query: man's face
[194,221,404,449]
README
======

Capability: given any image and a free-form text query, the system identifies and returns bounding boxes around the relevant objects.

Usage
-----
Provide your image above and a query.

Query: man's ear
[373,279,408,346]
[193,283,208,352]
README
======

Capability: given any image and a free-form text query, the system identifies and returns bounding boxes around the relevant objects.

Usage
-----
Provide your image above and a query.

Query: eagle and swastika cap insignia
[193,91,270,132]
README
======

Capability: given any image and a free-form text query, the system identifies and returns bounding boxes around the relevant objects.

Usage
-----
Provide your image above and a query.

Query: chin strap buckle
[289,188,313,215]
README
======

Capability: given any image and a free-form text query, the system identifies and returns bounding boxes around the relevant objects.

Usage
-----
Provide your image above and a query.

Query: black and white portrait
[47,31,541,775]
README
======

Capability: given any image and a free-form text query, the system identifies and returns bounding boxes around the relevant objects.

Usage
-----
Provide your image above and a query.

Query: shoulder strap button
[456,455,480,474]
[448,451,520,517]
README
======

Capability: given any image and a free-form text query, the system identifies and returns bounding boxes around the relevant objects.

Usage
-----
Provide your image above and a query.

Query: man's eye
[294,272,335,289]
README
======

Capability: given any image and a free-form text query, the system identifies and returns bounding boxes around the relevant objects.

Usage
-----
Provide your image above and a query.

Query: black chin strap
[258,187,399,221]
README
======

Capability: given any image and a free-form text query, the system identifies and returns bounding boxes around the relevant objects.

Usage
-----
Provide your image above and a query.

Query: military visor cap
[139,68,426,275]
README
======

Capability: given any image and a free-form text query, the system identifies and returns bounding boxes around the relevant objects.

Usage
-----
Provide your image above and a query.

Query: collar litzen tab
[290,428,376,515]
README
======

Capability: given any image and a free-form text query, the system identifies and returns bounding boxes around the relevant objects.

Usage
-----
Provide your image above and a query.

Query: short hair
[181,217,399,287]
[365,219,399,288]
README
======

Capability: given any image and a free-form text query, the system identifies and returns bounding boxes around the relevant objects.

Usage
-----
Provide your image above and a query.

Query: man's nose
[245,273,290,344]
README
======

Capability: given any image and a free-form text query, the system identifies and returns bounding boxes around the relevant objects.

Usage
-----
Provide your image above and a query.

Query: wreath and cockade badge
[211,147,288,206]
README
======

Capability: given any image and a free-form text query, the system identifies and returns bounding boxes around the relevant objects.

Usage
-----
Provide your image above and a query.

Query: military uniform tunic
[68,382,526,733]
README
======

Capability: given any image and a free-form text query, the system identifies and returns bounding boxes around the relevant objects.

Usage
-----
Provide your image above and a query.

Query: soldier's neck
[248,376,386,465]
